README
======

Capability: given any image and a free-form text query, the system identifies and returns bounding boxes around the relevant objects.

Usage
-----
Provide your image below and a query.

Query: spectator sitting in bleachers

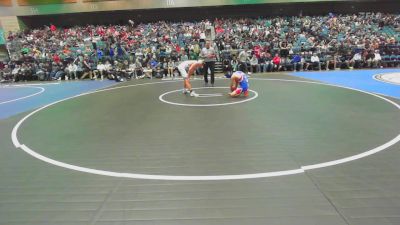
[230,57,239,72]
[272,53,281,72]
[351,51,363,69]
[250,55,260,73]
[311,53,321,70]
[0,65,12,82]
[366,50,376,68]
[93,61,105,80]
[291,53,302,71]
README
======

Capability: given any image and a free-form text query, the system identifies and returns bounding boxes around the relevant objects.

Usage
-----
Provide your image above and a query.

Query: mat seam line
[304,171,351,225]
[89,179,123,225]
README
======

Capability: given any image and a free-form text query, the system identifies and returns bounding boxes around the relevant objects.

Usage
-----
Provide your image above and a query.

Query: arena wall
[12,0,399,28]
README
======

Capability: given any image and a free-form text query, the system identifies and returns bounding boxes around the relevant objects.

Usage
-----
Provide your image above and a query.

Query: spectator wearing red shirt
[272,53,281,72]
[175,45,181,53]
[215,27,224,34]
[253,46,261,59]
[53,54,61,64]
[50,24,56,32]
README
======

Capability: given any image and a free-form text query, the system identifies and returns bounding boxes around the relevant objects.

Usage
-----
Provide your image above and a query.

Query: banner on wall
[0,0,368,16]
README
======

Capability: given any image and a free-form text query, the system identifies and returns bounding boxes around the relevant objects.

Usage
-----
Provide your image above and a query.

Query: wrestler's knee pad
[235,88,243,95]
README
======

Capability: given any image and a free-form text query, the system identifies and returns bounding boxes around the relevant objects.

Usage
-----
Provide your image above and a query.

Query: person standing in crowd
[238,48,249,73]
[162,58,169,78]
[200,40,217,87]
[80,56,93,80]
[374,50,382,68]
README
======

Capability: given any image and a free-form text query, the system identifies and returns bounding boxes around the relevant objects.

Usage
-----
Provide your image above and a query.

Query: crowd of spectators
[216,12,399,74]
[1,20,212,82]
[1,12,399,83]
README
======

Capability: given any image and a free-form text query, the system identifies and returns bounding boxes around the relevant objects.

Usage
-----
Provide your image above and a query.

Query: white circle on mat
[373,72,400,85]
[0,85,45,105]
[11,79,400,180]
[159,87,258,107]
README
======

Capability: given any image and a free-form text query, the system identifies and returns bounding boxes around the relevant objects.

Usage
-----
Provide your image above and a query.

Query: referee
[200,40,217,86]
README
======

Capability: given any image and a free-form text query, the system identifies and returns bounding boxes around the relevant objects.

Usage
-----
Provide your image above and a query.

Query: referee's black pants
[203,61,215,85]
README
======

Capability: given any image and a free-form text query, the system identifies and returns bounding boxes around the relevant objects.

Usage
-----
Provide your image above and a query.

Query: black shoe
[204,83,208,87]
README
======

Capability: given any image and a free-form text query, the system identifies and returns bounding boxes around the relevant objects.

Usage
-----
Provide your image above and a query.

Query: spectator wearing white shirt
[200,32,206,47]
[238,48,250,72]
[12,64,21,81]
[67,62,78,80]
[127,62,136,79]
[351,51,363,69]
[103,60,113,79]
[93,61,105,80]
[374,50,382,68]
[310,53,321,70]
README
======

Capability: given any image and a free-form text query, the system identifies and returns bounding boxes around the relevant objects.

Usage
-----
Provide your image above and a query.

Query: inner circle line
[159,87,258,107]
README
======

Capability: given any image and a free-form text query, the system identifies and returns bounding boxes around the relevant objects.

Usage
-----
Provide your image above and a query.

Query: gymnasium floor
[1,69,400,225]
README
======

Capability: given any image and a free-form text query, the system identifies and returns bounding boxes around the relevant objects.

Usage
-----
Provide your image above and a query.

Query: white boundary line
[197,93,224,97]
[373,73,400,86]
[197,95,224,98]
[0,85,45,105]
[159,87,258,106]
[11,78,400,180]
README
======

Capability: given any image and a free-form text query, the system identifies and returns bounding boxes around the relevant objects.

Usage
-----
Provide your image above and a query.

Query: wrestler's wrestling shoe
[243,90,249,97]
[190,91,199,97]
